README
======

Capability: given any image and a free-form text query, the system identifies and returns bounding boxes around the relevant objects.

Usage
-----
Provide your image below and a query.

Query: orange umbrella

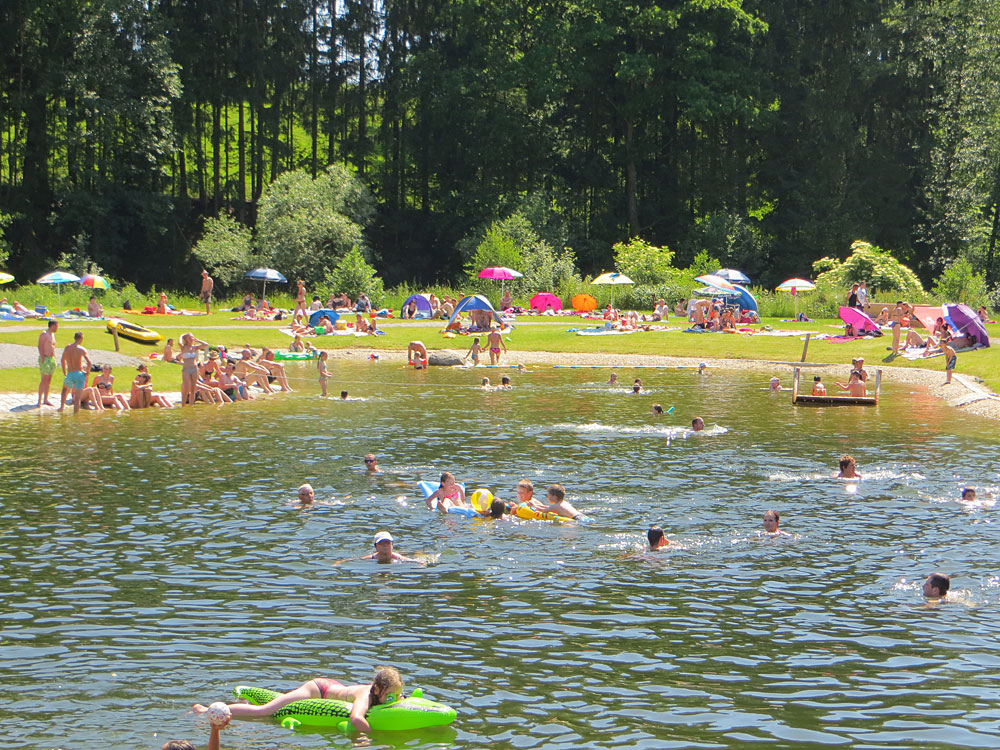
[572,293,597,312]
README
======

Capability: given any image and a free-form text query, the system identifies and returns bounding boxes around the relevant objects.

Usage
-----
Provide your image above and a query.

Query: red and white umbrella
[776,278,816,318]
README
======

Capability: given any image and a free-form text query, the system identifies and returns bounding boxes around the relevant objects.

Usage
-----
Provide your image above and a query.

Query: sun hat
[373,531,394,545]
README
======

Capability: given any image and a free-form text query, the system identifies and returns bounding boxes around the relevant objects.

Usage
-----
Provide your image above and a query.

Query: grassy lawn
[2,312,997,395]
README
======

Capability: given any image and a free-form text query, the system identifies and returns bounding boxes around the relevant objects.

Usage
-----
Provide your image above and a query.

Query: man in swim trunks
[200,270,214,313]
[36,319,58,407]
[194,666,405,733]
[362,531,421,563]
[59,331,93,414]
[486,326,506,365]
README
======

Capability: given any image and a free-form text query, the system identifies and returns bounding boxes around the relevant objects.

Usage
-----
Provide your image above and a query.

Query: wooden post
[800,333,811,362]
[874,369,881,404]
[112,326,120,352]
[792,367,800,402]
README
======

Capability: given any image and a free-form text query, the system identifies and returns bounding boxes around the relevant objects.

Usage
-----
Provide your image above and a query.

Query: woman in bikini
[179,332,209,406]
[93,365,130,410]
[424,471,468,512]
[193,667,404,734]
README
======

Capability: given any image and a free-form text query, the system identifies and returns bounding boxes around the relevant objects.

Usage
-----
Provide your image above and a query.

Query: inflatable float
[233,685,456,732]
[106,317,162,344]
[417,480,478,518]
[272,351,317,361]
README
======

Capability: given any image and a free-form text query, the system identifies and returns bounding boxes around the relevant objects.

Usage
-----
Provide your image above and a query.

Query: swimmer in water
[607,372,619,385]
[837,454,860,479]
[690,416,705,432]
[193,666,405,733]
[480,377,493,391]
[341,390,349,400]
[651,404,663,415]
[499,375,512,390]
[647,525,677,550]
[515,478,536,508]
[361,531,422,564]
[698,362,708,375]
[962,487,976,503]
[762,509,791,537]
[295,483,315,506]
[364,453,382,473]
[489,498,511,519]
[922,572,950,599]
[424,471,468,512]
[769,376,781,391]
[534,483,585,520]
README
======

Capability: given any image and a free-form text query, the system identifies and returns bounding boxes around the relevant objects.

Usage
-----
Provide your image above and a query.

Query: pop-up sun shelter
[401,293,433,318]
[447,294,508,329]
[308,309,341,326]
[693,283,758,313]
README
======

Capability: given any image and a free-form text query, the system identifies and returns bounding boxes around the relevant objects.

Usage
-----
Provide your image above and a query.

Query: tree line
[2,0,999,295]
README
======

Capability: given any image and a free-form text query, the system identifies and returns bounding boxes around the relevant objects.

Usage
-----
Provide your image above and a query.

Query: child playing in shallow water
[318,351,330,396]
[425,471,468,512]
[529,483,585,520]
[464,337,486,366]
[193,666,404,733]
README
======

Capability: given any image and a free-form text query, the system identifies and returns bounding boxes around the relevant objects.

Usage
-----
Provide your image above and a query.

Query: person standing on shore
[59,331,93,414]
[294,279,307,319]
[36,319,58,407]
[486,326,506,365]
[857,281,868,310]
[200,270,214,314]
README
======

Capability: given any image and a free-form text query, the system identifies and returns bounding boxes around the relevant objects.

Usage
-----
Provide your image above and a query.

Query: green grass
[3,314,997,395]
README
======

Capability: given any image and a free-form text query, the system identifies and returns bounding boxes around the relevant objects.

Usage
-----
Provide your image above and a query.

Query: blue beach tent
[447,294,508,329]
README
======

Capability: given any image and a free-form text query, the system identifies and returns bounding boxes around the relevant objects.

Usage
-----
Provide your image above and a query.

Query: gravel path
[0,342,143,370]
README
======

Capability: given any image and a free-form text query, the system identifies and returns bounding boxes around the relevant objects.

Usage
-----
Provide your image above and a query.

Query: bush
[813,240,923,297]
[932,258,989,308]
[192,214,254,287]
[324,247,385,306]
[613,238,675,285]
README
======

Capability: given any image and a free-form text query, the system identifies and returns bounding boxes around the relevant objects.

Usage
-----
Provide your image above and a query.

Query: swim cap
[374,531,394,545]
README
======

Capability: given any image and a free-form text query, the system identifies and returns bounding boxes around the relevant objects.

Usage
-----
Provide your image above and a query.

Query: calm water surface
[1,362,999,749]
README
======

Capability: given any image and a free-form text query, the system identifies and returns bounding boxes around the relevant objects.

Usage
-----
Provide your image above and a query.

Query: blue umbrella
[38,270,82,305]
[244,267,287,300]
[714,268,751,285]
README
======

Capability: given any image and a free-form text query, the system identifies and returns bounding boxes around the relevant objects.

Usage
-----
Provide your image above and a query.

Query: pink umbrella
[529,292,562,312]
[477,266,523,302]
[839,306,879,333]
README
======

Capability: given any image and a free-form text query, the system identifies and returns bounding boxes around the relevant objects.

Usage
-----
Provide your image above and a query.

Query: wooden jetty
[792,367,880,406]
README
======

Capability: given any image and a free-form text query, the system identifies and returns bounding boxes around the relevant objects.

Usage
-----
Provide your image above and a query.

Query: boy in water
[962,487,976,503]
[514,479,536,508]
[647,525,676,550]
[194,666,405,733]
[811,375,827,396]
[838,455,860,479]
[531,483,585,520]
[922,572,950,599]
[941,336,957,384]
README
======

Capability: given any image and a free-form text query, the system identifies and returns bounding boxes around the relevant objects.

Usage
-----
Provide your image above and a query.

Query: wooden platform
[791,368,880,406]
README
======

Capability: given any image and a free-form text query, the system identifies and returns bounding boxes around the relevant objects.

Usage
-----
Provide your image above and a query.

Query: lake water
[2,361,999,750]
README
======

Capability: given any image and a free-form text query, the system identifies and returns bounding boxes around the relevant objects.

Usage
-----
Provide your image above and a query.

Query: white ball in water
[206,702,231,728]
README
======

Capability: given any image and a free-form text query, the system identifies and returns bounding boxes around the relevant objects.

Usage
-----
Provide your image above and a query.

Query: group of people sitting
[684,298,759,330]
[62,362,174,411]
[160,334,294,406]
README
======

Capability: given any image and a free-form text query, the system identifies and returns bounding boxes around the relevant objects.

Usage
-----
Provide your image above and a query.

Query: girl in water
[424,471,468,512]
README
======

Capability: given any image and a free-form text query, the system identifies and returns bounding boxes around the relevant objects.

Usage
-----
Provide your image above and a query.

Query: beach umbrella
[945,303,990,348]
[591,272,634,308]
[695,274,736,293]
[529,292,562,312]
[244,267,287,301]
[839,306,879,333]
[713,268,751,285]
[0,272,13,284]
[38,270,82,306]
[571,293,598,312]
[477,266,523,303]
[776,278,816,318]
[80,274,110,290]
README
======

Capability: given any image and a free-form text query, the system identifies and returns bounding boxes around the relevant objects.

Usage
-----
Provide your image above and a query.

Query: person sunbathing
[355,313,370,333]
[319,315,336,334]
[235,353,276,394]
[130,369,173,408]
[720,308,736,330]
[257,348,293,391]
[93,365,130,410]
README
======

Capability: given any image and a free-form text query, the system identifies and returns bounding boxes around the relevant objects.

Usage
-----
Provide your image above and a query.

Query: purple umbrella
[839,306,879,333]
[945,303,990,348]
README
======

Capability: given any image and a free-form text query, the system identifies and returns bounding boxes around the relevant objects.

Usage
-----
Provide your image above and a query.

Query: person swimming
[424,471,468,512]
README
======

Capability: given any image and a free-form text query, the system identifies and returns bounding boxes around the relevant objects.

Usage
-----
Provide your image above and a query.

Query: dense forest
[2,0,1000,293]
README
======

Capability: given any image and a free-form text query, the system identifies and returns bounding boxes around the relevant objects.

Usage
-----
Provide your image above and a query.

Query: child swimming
[193,666,404,733]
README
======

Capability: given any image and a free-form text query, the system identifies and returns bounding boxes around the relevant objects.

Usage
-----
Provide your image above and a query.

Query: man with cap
[362,531,422,564]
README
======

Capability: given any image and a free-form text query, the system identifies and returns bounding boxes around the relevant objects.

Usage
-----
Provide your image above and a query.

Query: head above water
[547,484,565,502]
[370,666,403,706]
[691,417,705,431]
[923,572,950,598]
[647,525,665,548]
[489,499,507,518]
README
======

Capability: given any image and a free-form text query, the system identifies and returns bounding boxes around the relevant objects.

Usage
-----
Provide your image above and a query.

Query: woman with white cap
[362,531,422,564]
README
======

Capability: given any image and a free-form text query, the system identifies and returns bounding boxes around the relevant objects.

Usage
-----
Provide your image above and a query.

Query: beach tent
[308,309,341,326]
[693,284,758,313]
[571,293,598,311]
[910,305,942,332]
[401,293,433,318]
[530,292,562,312]
[447,294,507,329]
[945,303,990,348]
[838,306,879,333]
